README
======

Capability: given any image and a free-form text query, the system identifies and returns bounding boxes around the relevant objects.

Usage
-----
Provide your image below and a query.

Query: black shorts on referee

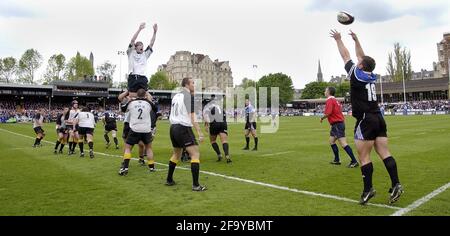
[170,124,198,148]
[330,122,346,139]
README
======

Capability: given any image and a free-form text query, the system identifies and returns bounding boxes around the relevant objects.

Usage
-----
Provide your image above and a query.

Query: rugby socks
[211,143,221,156]
[361,163,374,192]
[55,140,61,150]
[148,160,155,169]
[123,153,131,168]
[343,145,357,163]
[59,144,65,152]
[331,144,339,162]
[69,142,73,151]
[254,137,258,149]
[191,160,200,187]
[245,137,250,148]
[383,156,400,188]
[113,137,118,146]
[223,143,229,156]
[167,158,178,182]
[104,134,110,143]
[79,142,84,154]
[88,141,94,151]
[34,138,39,146]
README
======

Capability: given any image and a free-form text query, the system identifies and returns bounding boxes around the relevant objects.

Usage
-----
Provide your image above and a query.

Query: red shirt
[324,96,345,124]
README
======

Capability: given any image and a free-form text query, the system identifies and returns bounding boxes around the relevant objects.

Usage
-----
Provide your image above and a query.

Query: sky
[0,0,448,89]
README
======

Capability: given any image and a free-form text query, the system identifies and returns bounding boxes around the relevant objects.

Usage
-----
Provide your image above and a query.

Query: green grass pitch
[0,115,449,216]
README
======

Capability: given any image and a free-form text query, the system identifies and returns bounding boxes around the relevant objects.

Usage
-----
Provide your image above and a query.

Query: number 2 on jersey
[137,108,143,119]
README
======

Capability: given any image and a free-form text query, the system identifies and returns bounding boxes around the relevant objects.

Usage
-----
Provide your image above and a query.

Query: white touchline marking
[260,151,294,157]
[0,128,402,211]
[391,182,450,216]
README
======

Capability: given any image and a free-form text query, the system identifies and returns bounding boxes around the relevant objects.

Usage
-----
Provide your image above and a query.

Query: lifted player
[127,22,157,98]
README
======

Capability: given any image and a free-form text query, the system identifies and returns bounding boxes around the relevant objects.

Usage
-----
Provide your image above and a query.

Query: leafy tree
[65,52,94,81]
[17,49,42,84]
[300,81,330,99]
[257,73,294,105]
[0,57,17,83]
[149,71,177,90]
[239,77,257,89]
[43,54,66,83]
[386,42,412,82]
[96,61,116,86]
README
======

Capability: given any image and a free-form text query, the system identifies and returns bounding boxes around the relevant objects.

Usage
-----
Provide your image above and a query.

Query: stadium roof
[0,83,53,90]
[50,80,109,89]
[376,78,449,94]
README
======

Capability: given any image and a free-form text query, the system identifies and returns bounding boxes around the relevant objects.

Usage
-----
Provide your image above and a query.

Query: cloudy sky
[0,0,448,88]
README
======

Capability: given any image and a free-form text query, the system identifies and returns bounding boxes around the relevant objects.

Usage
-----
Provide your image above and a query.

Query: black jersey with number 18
[345,60,380,119]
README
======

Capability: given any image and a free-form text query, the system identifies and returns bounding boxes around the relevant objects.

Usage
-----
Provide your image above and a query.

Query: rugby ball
[337,11,354,25]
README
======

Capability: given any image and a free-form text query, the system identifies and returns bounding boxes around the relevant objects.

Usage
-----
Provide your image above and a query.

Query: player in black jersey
[331,29,402,205]
[203,95,231,163]
[54,107,70,154]
[102,108,119,149]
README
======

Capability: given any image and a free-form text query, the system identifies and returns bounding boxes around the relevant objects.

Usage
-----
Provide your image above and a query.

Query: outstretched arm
[148,24,158,49]
[130,23,146,45]
[349,30,365,62]
[118,90,129,102]
[330,29,351,63]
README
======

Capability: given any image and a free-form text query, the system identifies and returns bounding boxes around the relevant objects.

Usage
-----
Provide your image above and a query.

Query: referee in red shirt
[320,87,359,168]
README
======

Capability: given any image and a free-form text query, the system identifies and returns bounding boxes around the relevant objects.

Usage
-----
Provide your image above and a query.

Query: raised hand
[329,29,341,40]
[153,23,158,33]
[349,30,358,41]
[139,23,146,30]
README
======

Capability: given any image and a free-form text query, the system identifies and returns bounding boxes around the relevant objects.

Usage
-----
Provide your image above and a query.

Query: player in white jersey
[32,108,45,148]
[166,77,207,191]
[118,89,155,176]
[66,100,81,155]
[127,22,157,99]
[75,107,96,158]
[54,107,70,154]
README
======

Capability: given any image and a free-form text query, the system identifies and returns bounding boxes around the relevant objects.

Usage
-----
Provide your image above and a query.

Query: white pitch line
[260,151,294,157]
[391,182,450,216]
[0,127,402,210]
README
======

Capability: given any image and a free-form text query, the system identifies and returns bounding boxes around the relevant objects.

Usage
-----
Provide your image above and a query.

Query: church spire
[317,60,323,82]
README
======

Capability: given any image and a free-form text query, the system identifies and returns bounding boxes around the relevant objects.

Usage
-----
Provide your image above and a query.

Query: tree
[17,49,42,84]
[0,57,17,83]
[149,71,177,90]
[65,52,94,81]
[301,81,330,99]
[43,54,66,83]
[386,42,412,82]
[96,61,116,86]
[239,77,257,89]
[257,73,294,106]
[335,81,350,97]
